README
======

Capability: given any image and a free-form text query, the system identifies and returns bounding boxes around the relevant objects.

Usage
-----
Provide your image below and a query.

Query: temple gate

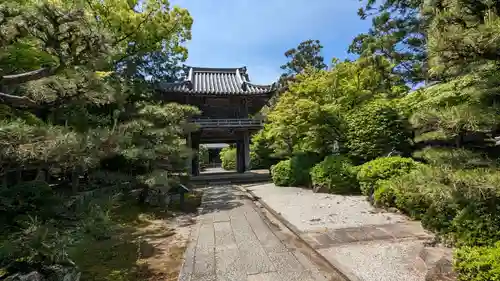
[158,66,277,175]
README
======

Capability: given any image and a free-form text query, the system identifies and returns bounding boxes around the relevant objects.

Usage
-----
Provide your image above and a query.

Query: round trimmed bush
[271,153,321,187]
[271,159,293,186]
[310,155,359,194]
[345,99,412,163]
[357,156,420,196]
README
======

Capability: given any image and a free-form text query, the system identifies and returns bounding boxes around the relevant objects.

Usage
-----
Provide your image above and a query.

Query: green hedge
[454,242,500,281]
[220,147,236,170]
[310,155,359,194]
[345,99,412,163]
[356,156,420,196]
[379,165,500,247]
[372,182,396,208]
[271,153,321,187]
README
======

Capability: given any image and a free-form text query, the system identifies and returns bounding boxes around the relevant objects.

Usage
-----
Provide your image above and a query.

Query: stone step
[305,222,433,249]
[416,247,457,281]
[191,173,271,186]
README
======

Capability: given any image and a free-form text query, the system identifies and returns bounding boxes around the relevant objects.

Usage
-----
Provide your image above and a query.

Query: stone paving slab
[178,185,336,281]
[305,222,432,248]
[244,183,450,281]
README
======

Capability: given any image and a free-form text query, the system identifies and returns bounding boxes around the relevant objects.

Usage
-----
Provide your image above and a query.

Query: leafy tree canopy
[350,0,427,84]
[280,39,327,82]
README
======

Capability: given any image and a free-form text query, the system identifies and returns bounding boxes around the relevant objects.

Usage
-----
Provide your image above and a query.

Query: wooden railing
[192,118,263,128]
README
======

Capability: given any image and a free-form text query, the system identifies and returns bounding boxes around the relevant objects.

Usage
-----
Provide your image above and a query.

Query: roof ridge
[246,81,277,88]
[186,66,247,73]
[159,66,278,95]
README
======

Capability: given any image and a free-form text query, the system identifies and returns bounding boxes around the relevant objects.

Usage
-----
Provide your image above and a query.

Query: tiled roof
[159,66,277,95]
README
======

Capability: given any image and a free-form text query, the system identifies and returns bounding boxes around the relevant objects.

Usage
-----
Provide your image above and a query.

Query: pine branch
[0,91,39,108]
[0,67,59,86]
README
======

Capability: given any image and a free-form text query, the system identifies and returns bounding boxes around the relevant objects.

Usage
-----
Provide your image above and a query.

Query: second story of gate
[157,66,278,128]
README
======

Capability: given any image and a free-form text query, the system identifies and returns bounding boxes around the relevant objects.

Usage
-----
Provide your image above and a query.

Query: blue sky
[170,0,371,84]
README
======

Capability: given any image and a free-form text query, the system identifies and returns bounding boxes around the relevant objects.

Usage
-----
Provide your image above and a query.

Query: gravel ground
[318,240,426,281]
[247,183,407,232]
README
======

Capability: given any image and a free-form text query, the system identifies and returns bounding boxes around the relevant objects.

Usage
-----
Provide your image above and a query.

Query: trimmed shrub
[413,147,494,169]
[310,155,359,194]
[356,156,420,196]
[220,147,236,170]
[383,165,500,246]
[271,159,293,186]
[454,242,500,281]
[271,153,321,187]
[446,169,500,246]
[345,99,412,163]
[372,182,396,208]
[388,169,438,220]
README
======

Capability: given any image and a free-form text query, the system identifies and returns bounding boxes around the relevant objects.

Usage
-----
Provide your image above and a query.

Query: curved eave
[158,84,278,96]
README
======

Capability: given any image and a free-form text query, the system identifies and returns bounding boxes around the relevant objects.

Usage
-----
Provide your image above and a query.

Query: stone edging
[236,185,363,281]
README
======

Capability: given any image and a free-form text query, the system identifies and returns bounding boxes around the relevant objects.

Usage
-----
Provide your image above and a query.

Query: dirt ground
[136,214,196,281]
[71,192,202,281]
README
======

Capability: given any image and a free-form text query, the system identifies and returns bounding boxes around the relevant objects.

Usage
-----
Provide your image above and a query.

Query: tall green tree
[280,39,327,81]
[424,0,500,78]
[0,0,192,107]
[0,0,195,182]
[349,0,427,84]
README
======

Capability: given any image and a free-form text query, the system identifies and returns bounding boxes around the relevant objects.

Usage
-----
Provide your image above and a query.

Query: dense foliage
[310,155,359,194]
[378,165,500,247]
[356,156,420,196]
[0,0,197,279]
[220,146,237,171]
[344,99,412,163]
[454,242,500,281]
[271,153,321,187]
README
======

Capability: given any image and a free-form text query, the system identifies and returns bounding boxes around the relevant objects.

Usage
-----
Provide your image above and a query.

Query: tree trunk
[35,168,46,181]
[456,132,464,148]
[138,184,150,205]
[71,168,80,193]
[16,168,22,184]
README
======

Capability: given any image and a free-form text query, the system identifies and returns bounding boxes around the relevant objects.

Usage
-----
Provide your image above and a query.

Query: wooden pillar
[243,131,250,170]
[236,141,245,173]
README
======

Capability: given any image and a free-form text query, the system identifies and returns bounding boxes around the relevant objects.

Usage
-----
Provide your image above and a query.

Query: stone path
[245,183,453,281]
[178,185,341,281]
